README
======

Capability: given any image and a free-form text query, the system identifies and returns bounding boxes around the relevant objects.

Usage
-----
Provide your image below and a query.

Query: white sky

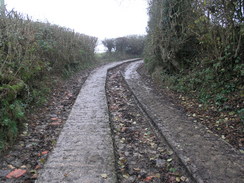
[5,0,148,52]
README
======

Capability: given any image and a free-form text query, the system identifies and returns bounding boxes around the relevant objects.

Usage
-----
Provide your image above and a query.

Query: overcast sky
[5,0,148,51]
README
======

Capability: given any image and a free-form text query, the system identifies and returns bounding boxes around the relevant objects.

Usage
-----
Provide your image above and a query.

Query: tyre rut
[122,60,244,183]
[106,64,194,183]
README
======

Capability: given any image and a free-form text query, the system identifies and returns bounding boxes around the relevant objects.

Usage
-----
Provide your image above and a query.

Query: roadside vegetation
[144,0,243,149]
[0,10,97,153]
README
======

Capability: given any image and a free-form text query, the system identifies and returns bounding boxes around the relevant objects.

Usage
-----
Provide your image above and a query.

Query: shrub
[144,0,243,107]
[0,9,97,152]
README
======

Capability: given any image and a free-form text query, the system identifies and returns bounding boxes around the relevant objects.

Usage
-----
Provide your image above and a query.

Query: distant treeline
[0,10,97,152]
[102,35,145,56]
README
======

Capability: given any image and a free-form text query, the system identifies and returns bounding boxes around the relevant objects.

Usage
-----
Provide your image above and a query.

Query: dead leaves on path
[6,169,27,179]
[106,70,190,183]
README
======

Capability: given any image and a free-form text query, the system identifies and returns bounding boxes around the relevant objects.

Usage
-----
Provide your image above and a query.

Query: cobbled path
[123,61,244,183]
[36,59,139,183]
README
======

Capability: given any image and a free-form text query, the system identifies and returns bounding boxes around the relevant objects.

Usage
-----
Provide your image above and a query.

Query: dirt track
[1,59,243,183]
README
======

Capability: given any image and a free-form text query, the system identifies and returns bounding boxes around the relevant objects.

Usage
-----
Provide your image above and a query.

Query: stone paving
[36,59,140,183]
[123,61,244,183]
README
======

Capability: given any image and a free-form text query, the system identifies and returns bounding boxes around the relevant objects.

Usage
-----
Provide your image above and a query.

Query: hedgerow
[0,10,97,152]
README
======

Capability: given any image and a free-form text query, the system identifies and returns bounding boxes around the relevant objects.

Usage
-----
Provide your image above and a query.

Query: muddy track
[1,59,243,183]
[106,64,194,183]
[122,61,244,183]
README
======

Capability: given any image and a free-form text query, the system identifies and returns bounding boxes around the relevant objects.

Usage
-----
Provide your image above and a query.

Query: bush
[144,0,243,107]
[0,10,97,152]
[102,35,145,57]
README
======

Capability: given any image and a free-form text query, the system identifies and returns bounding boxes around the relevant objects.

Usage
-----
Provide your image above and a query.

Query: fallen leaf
[123,174,129,179]
[8,165,15,169]
[101,174,108,179]
[39,158,45,164]
[169,168,177,173]
[133,167,141,171]
[176,177,181,182]
[144,176,154,181]
[180,176,188,181]
[50,122,62,126]
[30,170,37,174]
[150,143,156,147]
[167,158,173,162]
[121,127,127,132]
[20,165,27,169]
[6,169,27,179]
[51,117,58,121]
[120,138,126,143]
[31,174,38,179]
[35,165,42,170]
[42,151,49,155]
[67,93,73,97]
[38,150,49,156]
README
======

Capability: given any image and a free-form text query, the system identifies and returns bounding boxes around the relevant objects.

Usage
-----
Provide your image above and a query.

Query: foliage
[145,0,197,73]
[144,0,244,118]
[0,10,97,152]
[102,38,115,53]
[102,35,145,56]
[125,35,145,55]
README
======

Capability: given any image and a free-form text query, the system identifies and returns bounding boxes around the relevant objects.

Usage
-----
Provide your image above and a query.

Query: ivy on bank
[144,0,243,117]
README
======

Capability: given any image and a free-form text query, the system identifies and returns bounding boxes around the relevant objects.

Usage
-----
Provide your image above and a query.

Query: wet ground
[123,61,244,183]
[106,65,193,183]
[0,68,91,183]
[0,60,243,183]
